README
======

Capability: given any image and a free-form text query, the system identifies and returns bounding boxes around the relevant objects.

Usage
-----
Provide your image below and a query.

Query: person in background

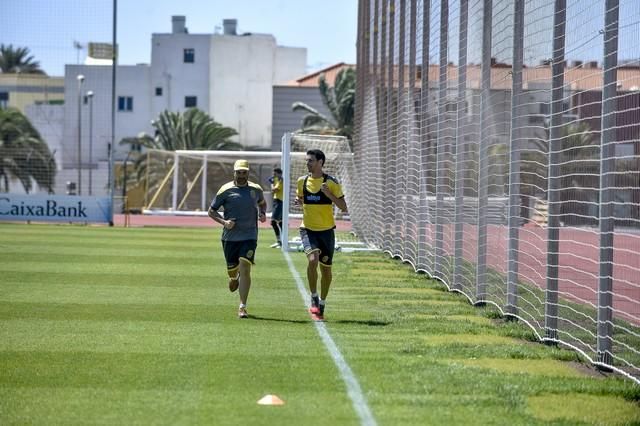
[269,167,284,248]
[295,149,347,321]
[208,159,267,319]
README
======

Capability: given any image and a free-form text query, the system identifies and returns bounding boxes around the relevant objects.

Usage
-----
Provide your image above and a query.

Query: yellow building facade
[0,73,64,113]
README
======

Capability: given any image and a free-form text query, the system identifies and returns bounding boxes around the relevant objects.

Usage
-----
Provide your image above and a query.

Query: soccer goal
[280,133,377,253]
[136,140,376,252]
[139,149,282,214]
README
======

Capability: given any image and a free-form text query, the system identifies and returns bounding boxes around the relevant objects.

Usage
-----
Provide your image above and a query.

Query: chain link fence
[353,0,640,383]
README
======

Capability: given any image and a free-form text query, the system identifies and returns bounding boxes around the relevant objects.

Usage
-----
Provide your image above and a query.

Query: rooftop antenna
[73,41,84,64]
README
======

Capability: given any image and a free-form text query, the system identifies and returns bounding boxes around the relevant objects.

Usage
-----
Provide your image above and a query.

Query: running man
[208,159,267,318]
[295,149,348,321]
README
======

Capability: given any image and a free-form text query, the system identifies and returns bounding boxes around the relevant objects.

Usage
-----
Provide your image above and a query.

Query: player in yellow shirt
[269,167,284,248]
[295,149,347,321]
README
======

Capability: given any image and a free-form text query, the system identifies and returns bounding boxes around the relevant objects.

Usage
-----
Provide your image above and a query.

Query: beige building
[0,73,64,113]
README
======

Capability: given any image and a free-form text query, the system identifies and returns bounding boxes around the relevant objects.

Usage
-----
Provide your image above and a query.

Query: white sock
[319,299,325,306]
[311,292,319,298]
[239,303,246,309]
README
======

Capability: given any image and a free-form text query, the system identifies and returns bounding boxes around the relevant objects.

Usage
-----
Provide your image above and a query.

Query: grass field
[1,223,639,425]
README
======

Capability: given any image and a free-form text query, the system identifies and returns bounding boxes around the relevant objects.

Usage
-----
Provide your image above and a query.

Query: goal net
[281,133,376,252]
[137,149,282,215]
[134,142,376,252]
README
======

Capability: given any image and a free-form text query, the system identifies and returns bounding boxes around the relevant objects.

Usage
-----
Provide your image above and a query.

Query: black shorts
[271,199,283,222]
[221,240,257,270]
[299,228,335,266]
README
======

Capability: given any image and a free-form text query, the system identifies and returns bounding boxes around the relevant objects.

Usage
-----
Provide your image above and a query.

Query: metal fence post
[408,0,418,261]
[373,0,383,248]
[383,0,394,253]
[506,0,525,317]
[476,0,493,303]
[418,0,431,271]
[435,0,449,277]
[545,0,567,342]
[395,0,407,256]
[597,0,619,368]
[453,0,469,291]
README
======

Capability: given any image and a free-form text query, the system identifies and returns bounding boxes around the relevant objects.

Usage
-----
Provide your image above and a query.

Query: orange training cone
[257,394,285,405]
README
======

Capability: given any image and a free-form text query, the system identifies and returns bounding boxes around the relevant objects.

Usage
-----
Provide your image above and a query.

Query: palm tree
[0,108,56,193]
[292,67,355,141]
[0,45,45,74]
[120,108,243,209]
[130,108,241,151]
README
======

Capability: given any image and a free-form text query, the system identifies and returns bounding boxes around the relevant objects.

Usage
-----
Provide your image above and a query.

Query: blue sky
[2,0,637,77]
[1,0,359,76]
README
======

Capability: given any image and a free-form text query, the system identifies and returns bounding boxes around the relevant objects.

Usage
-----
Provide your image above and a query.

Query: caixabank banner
[0,194,112,224]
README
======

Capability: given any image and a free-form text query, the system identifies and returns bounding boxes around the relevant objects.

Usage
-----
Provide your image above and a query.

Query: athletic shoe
[228,275,239,292]
[270,242,281,248]
[309,295,320,315]
[312,309,324,322]
[238,306,248,319]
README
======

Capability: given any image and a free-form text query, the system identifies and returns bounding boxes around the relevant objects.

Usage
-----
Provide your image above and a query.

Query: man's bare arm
[208,207,236,229]
[334,196,347,213]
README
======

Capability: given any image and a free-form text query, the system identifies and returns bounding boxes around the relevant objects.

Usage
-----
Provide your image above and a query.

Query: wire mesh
[1,1,114,198]
[356,0,640,383]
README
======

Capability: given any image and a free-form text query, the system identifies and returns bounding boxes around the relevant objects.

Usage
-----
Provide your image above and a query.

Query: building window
[185,96,197,108]
[0,92,8,109]
[183,48,195,63]
[118,96,133,112]
[155,87,163,96]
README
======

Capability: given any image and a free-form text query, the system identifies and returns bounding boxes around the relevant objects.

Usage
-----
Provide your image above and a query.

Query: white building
[54,16,306,196]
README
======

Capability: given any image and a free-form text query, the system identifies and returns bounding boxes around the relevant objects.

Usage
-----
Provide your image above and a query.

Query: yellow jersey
[271,176,283,201]
[296,174,344,231]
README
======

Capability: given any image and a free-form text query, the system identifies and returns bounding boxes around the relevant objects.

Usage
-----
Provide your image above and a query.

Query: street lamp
[86,90,94,195]
[76,74,85,195]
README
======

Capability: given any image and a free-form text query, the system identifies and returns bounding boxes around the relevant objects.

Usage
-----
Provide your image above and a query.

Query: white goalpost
[136,137,377,253]
[280,133,376,253]
[140,150,282,215]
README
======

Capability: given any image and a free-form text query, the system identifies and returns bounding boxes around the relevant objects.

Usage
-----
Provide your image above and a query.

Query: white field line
[283,250,377,426]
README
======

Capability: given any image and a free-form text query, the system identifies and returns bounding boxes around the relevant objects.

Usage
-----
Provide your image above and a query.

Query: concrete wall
[62,64,152,168]
[210,34,306,148]
[274,46,307,84]
[150,33,211,116]
[271,86,332,150]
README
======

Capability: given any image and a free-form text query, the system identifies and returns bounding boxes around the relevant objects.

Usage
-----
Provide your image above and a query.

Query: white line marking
[284,250,377,426]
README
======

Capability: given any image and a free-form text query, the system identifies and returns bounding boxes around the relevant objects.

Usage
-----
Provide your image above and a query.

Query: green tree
[0,44,45,74]
[131,108,240,151]
[292,67,355,141]
[0,108,56,193]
